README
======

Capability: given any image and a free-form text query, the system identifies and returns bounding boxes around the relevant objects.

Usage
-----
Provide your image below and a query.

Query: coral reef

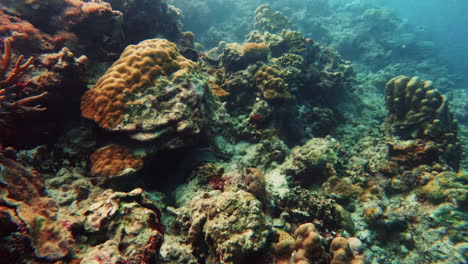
[254,4,292,34]
[77,188,164,263]
[1,0,182,58]
[81,38,216,146]
[278,137,339,186]
[0,153,164,263]
[384,75,461,169]
[0,154,73,261]
[0,2,465,264]
[254,65,291,101]
[162,190,274,264]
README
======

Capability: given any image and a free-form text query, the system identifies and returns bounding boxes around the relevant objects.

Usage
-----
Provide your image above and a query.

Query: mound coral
[82,38,214,144]
[90,144,143,177]
[254,65,291,101]
[292,223,327,263]
[384,75,460,169]
[78,188,164,263]
[329,237,363,264]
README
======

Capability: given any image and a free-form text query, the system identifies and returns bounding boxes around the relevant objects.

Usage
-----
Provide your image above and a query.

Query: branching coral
[0,37,48,145]
[0,37,47,113]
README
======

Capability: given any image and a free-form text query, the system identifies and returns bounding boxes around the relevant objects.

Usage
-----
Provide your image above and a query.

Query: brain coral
[81,38,213,143]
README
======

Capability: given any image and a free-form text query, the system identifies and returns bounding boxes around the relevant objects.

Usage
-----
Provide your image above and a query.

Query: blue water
[370,0,468,85]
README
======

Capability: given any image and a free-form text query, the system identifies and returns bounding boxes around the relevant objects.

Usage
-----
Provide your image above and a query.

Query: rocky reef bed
[0,2,466,264]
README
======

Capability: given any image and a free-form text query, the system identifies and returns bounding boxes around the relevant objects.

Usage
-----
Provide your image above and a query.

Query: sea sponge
[384,75,460,169]
[254,65,290,101]
[90,144,143,177]
[81,38,198,129]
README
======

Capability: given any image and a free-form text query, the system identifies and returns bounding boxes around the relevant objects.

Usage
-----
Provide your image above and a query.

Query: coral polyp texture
[384,75,460,168]
[254,65,291,101]
[81,38,214,144]
[90,144,143,177]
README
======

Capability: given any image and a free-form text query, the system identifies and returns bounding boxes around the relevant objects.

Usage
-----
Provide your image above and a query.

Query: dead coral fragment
[90,144,143,177]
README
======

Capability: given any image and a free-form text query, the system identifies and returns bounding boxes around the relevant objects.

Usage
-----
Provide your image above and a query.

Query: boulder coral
[81,38,215,145]
[220,42,269,72]
[384,75,460,169]
[292,223,327,264]
[329,237,363,264]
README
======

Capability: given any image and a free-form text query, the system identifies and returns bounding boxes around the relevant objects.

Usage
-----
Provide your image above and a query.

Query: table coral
[82,38,215,144]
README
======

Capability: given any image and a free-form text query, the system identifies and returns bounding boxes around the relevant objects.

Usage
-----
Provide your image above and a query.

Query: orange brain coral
[81,38,198,129]
[90,144,144,177]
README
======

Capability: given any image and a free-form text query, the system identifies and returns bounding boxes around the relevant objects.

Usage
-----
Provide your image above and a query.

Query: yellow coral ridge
[81,39,198,128]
